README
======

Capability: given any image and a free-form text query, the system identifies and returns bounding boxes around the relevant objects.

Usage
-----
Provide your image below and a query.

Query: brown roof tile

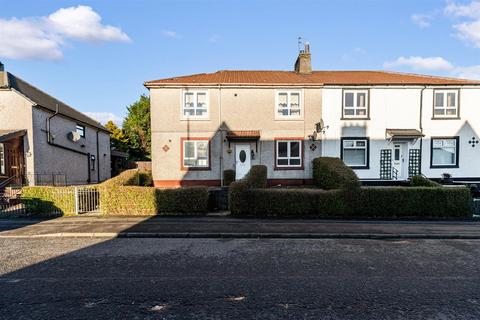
[145,70,480,86]
[226,130,261,139]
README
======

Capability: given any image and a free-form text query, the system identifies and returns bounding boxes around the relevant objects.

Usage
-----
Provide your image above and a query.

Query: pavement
[1,237,480,319]
[1,216,480,239]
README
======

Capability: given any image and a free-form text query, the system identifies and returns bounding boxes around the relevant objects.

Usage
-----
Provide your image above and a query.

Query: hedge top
[312,157,360,190]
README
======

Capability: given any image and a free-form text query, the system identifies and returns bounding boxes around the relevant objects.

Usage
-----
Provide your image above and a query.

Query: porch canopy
[386,129,424,142]
[226,130,260,151]
[0,129,26,143]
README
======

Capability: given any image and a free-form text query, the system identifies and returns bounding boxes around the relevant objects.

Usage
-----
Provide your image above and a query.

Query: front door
[235,144,251,180]
[392,143,406,180]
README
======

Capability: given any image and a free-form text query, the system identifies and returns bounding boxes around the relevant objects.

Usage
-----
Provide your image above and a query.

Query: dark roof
[145,70,480,86]
[1,72,107,131]
[226,130,261,140]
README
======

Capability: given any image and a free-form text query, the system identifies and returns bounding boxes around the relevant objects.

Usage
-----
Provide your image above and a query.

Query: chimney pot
[294,43,312,74]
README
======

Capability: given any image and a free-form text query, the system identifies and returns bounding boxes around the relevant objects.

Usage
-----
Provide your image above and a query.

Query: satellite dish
[315,119,329,134]
[68,131,81,143]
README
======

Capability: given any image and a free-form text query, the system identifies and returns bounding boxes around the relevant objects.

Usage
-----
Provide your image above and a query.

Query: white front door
[392,143,406,180]
[235,144,251,180]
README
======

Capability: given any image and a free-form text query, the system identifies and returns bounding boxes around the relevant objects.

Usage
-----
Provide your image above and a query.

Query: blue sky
[1,0,480,125]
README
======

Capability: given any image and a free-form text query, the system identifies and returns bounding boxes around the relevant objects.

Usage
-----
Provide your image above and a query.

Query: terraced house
[145,44,480,187]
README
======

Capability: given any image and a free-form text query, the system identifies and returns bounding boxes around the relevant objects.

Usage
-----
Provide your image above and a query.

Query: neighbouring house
[0,63,111,186]
[145,43,480,187]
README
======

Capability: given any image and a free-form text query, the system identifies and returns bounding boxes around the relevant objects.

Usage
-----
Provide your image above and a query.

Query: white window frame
[76,124,85,138]
[275,90,302,119]
[276,140,302,168]
[433,89,459,118]
[0,143,5,175]
[343,90,369,119]
[181,90,209,120]
[431,137,458,168]
[182,139,209,168]
[342,138,368,168]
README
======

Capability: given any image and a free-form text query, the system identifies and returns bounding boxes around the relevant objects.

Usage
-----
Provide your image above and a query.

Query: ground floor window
[0,143,4,175]
[276,140,302,168]
[182,139,209,169]
[341,137,369,169]
[431,137,459,168]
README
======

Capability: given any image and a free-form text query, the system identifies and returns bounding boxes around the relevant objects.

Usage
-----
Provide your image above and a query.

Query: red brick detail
[154,180,221,188]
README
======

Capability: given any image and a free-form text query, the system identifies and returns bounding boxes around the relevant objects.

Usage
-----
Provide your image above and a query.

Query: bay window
[341,138,369,169]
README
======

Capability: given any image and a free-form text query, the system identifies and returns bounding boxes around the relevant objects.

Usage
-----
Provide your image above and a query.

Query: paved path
[1,237,480,319]
[1,216,480,239]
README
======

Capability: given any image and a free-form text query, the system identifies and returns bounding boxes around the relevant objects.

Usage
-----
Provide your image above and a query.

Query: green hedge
[312,157,360,190]
[230,186,472,218]
[244,165,267,188]
[100,186,209,216]
[101,169,152,187]
[223,169,236,186]
[410,175,441,187]
[21,186,77,216]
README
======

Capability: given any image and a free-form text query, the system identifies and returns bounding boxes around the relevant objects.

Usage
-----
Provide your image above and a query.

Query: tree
[105,120,129,152]
[123,94,151,160]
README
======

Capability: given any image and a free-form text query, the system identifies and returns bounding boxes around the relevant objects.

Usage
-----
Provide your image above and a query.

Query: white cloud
[0,5,130,60]
[161,30,181,39]
[445,1,480,47]
[383,56,454,71]
[411,14,433,28]
[384,55,480,80]
[85,112,123,126]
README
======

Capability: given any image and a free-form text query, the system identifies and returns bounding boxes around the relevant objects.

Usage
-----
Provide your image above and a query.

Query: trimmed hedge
[223,169,236,186]
[100,186,209,216]
[312,157,360,190]
[101,169,152,187]
[244,165,267,188]
[230,186,472,218]
[410,175,441,187]
[21,186,77,216]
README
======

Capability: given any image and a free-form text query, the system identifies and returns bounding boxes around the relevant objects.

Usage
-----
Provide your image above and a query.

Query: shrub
[410,175,441,187]
[231,186,472,218]
[101,169,152,187]
[101,186,209,216]
[312,157,360,190]
[244,165,267,188]
[21,186,76,216]
[223,169,236,186]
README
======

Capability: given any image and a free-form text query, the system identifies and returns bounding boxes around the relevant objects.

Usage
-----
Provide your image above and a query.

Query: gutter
[46,104,91,183]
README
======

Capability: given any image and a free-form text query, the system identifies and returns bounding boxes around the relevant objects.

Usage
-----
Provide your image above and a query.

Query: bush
[101,169,152,187]
[410,175,441,187]
[230,186,472,218]
[223,169,236,186]
[101,186,209,216]
[312,157,360,190]
[244,165,267,188]
[21,186,76,216]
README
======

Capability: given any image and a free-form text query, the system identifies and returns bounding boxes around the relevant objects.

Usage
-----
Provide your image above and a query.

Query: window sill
[180,118,210,121]
[274,117,304,121]
[431,117,461,120]
[181,167,211,171]
[348,166,369,170]
[274,166,304,171]
[430,165,459,169]
[341,117,370,121]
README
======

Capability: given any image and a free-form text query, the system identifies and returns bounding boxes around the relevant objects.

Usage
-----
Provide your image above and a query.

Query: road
[1,238,480,319]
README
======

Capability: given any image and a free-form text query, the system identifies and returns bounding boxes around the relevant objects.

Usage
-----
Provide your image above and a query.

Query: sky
[1,0,480,125]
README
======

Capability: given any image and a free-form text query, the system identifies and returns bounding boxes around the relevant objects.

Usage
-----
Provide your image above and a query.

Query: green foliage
[230,186,472,218]
[312,157,360,190]
[100,169,152,187]
[21,186,76,216]
[244,165,267,188]
[123,94,151,160]
[223,169,236,186]
[410,175,441,187]
[105,120,129,152]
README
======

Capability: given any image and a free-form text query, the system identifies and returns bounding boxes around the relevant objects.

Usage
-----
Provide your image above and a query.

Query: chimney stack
[294,42,312,74]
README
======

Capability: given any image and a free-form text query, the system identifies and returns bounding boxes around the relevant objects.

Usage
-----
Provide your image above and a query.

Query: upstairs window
[183,91,208,119]
[0,143,5,175]
[343,90,369,119]
[183,139,209,169]
[434,90,459,118]
[276,91,301,118]
[276,140,302,168]
[341,138,369,169]
[76,124,85,138]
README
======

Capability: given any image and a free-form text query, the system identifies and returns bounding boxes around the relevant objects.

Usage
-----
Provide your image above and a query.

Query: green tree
[123,94,151,160]
[105,120,129,152]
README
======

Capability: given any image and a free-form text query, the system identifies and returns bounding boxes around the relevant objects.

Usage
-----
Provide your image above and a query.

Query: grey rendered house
[0,63,111,186]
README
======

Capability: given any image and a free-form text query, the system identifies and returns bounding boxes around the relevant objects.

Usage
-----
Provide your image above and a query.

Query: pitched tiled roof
[1,72,108,132]
[226,130,261,139]
[145,70,480,86]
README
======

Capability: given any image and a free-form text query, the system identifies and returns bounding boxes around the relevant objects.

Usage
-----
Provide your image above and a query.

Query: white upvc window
[276,140,302,167]
[0,143,5,175]
[76,124,85,138]
[183,140,209,168]
[342,138,368,168]
[431,137,458,167]
[434,90,459,118]
[276,90,302,118]
[182,90,208,119]
[343,90,368,118]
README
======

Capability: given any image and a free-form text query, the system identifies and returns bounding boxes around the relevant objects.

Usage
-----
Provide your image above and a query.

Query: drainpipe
[46,104,91,183]
[218,84,224,186]
[419,86,427,174]
[96,130,101,183]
